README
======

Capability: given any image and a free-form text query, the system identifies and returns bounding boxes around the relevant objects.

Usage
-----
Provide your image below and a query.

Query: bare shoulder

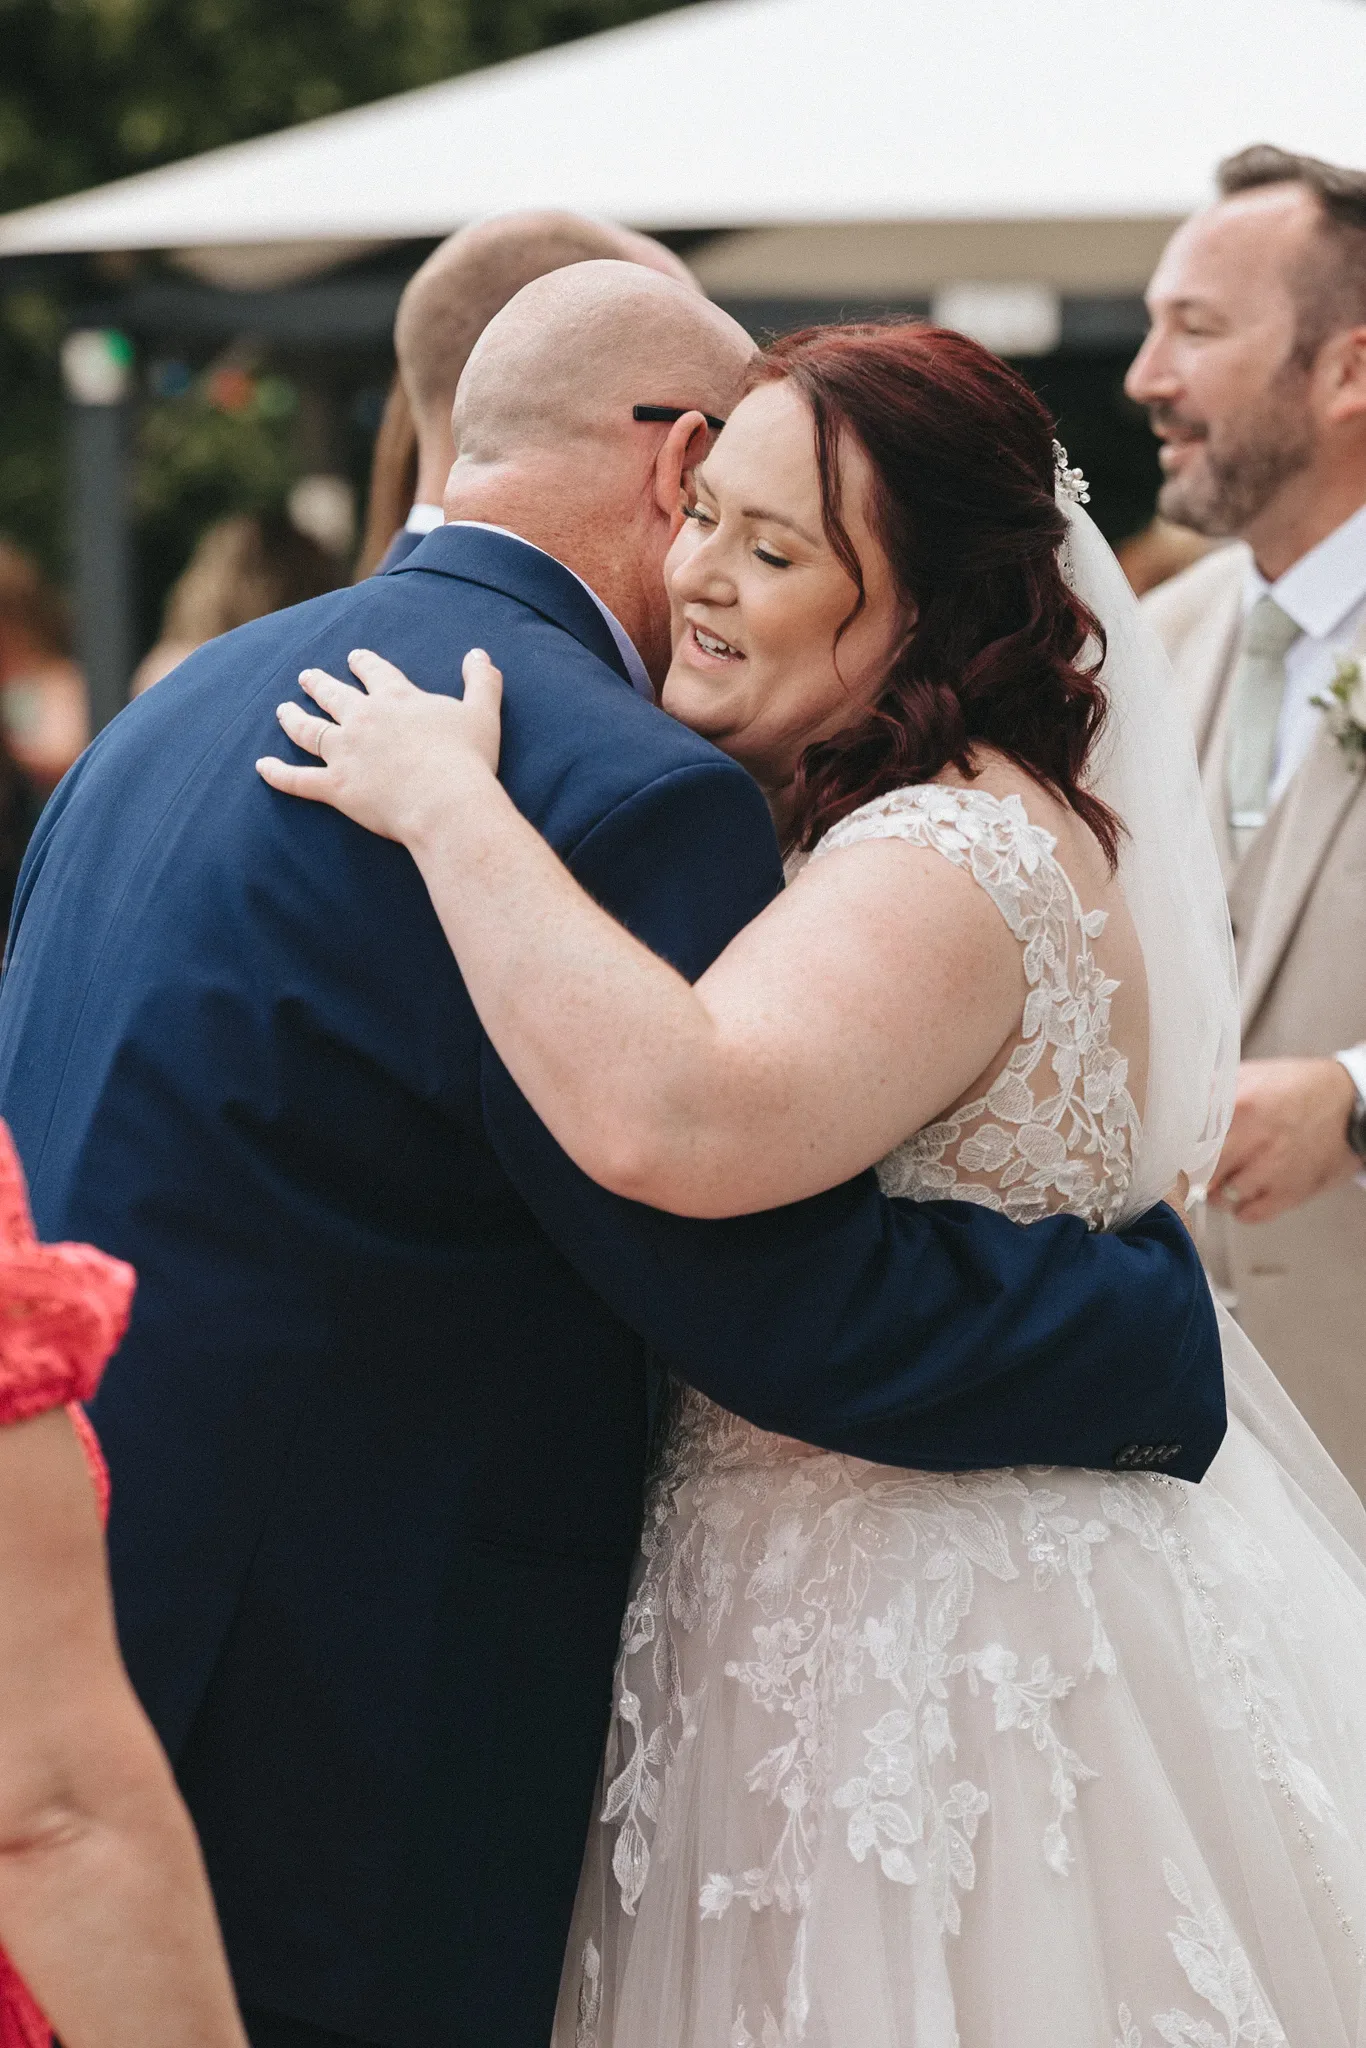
[795,758,1145,1026]
[783,802,1011,946]
[771,775,1034,1017]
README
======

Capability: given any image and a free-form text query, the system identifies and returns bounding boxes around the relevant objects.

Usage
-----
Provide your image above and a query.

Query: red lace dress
[0,1125,135,2048]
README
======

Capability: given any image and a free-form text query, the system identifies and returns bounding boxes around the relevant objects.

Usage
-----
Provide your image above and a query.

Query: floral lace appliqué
[1114,1861,1287,2045]
[808,785,1140,1227]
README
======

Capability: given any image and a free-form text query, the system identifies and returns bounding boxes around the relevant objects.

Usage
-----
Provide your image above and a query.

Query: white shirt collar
[1244,498,1366,639]
[403,502,445,536]
[414,517,653,701]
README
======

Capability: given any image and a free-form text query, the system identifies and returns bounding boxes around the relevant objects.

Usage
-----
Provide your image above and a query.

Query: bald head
[443,261,755,685]
[395,210,696,441]
[453,259,753,466]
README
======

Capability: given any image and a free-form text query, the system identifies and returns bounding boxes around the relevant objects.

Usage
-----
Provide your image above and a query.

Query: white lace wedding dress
[552,784,1366,2048]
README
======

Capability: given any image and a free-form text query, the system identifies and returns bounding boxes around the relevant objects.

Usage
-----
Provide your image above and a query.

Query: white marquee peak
[1,0,1363,268]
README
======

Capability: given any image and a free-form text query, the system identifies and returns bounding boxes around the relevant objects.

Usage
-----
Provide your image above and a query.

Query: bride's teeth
[695,627,738,658]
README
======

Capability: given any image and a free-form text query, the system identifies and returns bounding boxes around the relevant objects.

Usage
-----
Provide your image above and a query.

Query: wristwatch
[1350,1089,1366,1164]
[1337,1051,1366,1161]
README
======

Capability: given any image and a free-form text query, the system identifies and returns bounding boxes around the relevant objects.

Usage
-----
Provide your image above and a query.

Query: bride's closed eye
[681,502,793,570]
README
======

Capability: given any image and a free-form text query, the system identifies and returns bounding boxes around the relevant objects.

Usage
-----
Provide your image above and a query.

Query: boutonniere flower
[1312,655,1366,767]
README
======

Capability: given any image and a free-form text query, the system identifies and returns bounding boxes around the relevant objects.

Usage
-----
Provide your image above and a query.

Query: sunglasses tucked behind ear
[633,404,728,436]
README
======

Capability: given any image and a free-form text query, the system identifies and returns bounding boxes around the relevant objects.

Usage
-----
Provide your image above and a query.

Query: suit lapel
[1233,702,1366,1032]
[1182,562,1245,884]
[1185,564,1246,762]
[386,524,636,690]
[1203,673,1239,884]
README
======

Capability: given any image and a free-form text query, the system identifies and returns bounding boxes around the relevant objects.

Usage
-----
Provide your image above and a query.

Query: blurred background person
[0,740,39,949]
[356,209,698,578]
[131,510,341,696]
[1128,143,1366,1491]
[353,377,418,583]
[0,546,67,937]
[0,542,87,792]
[0,1119,248,2048]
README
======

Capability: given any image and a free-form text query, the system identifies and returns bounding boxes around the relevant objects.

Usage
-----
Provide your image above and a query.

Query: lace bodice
[800,783,1141,1230]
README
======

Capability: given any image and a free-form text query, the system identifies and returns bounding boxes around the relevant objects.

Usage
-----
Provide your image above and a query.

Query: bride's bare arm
[258,649,1024,1218]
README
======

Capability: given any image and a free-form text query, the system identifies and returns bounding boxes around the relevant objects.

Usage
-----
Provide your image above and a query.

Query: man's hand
[1207,1057,1360,1225]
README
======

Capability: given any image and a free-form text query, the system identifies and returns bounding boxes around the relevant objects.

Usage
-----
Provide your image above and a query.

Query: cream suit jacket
[1144,544,1366,1491]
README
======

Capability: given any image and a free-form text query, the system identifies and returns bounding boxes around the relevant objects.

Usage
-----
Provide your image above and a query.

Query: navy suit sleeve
[480,757,1226,1482]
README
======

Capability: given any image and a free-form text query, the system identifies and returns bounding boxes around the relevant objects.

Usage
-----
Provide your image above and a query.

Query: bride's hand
[256,646,504,846]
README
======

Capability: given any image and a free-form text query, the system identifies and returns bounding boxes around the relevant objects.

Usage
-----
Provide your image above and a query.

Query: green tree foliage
[0,284,64,570]
[0,0,696,591]
[0,0,692,209]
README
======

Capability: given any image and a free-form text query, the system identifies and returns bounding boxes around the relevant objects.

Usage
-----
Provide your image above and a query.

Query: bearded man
[1128,144,1366,1492]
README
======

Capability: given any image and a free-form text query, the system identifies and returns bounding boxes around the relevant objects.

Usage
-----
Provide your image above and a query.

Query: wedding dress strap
[809,782,1109,953]
[810,783,1138,1231]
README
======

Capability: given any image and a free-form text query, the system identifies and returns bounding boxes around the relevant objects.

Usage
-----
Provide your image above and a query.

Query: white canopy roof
[3,0,1364,295]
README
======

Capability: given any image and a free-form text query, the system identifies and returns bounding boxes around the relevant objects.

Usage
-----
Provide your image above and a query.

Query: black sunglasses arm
[633,403,728,435]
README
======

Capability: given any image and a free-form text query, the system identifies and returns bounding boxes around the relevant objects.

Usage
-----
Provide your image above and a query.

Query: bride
[259,322,1366,2045]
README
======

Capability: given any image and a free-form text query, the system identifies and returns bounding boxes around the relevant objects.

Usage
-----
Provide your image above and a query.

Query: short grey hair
[1217,143,1366,362]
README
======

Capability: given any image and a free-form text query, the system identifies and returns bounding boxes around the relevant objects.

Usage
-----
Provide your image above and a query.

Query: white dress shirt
[403,512,653,701]
[1244,498,1366,806]
[1243,500,1366,1153]
[404,502,445,536]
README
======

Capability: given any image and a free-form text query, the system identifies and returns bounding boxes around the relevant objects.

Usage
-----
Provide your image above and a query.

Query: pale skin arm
[0,1409,247,2048]
[257,650,1025,1220]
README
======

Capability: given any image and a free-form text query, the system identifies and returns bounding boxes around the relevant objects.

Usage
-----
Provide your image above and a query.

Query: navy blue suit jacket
[377,525,424,573]
[0,528,1223,2047]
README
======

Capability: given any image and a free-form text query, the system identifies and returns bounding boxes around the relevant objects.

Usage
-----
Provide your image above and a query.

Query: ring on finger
[1223,1182,1242,1209]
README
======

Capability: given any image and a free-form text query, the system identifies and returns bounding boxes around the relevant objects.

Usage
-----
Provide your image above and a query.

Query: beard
[1150,372,1315,537]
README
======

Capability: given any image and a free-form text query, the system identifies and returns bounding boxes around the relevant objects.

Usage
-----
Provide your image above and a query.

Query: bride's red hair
[751,323,1121,864]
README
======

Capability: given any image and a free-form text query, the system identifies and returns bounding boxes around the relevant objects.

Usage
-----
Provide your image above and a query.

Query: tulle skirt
[553,1311,1366,2047]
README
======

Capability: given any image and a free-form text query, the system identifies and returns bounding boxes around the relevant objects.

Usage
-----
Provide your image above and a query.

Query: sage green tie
[1227,594,1302,857]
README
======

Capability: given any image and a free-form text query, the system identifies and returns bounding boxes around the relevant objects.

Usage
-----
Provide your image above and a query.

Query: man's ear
[652,411,713,533]
[1320,324,1366,425]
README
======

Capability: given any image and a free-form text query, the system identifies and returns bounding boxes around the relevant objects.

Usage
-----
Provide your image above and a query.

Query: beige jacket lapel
[1154,549,1246,883]
[1232,652,1366,1033]
[1202,671,1239,884]
[1181,556,1246,760]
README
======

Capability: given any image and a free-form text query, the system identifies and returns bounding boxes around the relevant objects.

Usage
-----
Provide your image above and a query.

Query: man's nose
[1125,327,1175,405]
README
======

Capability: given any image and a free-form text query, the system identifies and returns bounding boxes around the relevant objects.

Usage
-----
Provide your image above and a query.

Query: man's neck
[1243,465,1366,582]
[444,470,660,676]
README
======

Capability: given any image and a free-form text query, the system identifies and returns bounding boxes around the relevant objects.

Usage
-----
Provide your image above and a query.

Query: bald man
[0,263,1222,2048]
[365,209,696,574]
